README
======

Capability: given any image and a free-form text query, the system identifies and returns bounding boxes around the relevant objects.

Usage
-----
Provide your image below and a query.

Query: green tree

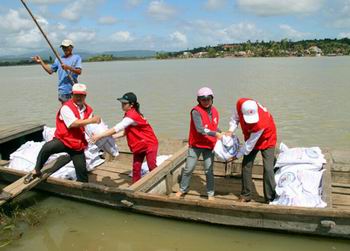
[207,47,217,58]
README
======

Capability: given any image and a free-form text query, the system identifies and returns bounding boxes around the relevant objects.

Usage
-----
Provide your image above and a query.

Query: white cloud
[0,9,51,55]
[125,0,143,8]
[221,22,264,42]
[169,31,187,45]
[182,20,266,45]
[333,18,350,28]
[60,0,104,21]
[9,29,43,47]
[55,23,66,31]
[204,0,227,11]
[237,0,322,16]
[111,31,134,42]
[147,0,176,21]
[339,32,350,38]
[98,16,117,25]
[28,0,69,4]
[0,8,100,56]
[66,30,96,43]
[0,9,33,32]
[329,0,350,28]
[279,24,309,40]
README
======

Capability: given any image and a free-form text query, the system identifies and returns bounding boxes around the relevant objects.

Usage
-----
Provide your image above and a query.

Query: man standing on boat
[225,98,277,203]
[32,39,82,103]
[176,87,222,200]
[25,83,101,183]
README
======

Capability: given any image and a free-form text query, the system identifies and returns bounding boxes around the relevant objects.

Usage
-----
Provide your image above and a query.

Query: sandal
[24,171,41,184]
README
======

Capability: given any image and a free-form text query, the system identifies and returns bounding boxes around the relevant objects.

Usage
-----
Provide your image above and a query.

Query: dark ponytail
[133,102,143,116]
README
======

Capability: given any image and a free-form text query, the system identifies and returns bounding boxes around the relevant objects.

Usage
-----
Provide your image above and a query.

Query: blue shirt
[51,54,82,95]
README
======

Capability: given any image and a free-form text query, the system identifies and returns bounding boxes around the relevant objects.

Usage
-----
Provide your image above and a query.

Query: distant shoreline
[1,54,349,68]
[0,57,155,67]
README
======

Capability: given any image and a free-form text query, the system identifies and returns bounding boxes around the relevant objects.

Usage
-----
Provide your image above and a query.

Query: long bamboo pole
[20,0,76,85]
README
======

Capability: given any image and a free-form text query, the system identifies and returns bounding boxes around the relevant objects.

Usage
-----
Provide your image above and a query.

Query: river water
[0,57,350,250]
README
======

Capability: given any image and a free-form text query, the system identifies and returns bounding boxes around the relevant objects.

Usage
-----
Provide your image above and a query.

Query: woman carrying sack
[91,92,158,183]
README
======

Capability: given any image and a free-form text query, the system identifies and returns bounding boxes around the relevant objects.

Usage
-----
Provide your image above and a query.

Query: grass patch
[0,203,63,248]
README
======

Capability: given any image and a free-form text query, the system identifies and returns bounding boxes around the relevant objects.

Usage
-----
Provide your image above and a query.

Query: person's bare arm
[90,127,117,143]
[69,115,101,128]
[113,130,125,139]
[61,64,82,75]
[32,55,53,74]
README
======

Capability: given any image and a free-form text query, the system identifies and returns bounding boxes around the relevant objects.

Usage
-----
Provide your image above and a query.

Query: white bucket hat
[241,100,259,124]
[60,39,74,48]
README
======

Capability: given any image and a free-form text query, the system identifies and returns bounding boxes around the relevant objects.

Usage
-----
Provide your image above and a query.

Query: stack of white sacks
[8,122,119,180]
[271,143,327,208]
[8,122,172,180]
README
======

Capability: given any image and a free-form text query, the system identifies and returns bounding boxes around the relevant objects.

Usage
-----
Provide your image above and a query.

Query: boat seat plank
[0,160,9,166]
[0,155,70,206]
[332,193,350,207]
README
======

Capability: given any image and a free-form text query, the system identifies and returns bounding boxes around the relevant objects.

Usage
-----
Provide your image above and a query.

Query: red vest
[54,99,93,151]
[236,98,277,150]
[124,108,158,153]
[188,105,219,150]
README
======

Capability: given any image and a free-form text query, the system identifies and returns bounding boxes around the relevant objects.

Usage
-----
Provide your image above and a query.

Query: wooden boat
[0,123,350,239]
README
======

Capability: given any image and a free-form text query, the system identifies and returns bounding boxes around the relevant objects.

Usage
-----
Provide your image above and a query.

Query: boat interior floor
[88,156,350,210]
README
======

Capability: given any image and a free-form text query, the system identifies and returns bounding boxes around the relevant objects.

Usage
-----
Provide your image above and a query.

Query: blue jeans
[179,147,215,196]
[58,93,72,103]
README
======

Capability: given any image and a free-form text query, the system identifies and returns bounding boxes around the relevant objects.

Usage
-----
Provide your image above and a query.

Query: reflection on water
[1,58,350,250]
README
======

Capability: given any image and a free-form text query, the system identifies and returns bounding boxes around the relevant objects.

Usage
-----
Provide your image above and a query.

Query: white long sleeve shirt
[114,117,137,132]
[229,107,264,158]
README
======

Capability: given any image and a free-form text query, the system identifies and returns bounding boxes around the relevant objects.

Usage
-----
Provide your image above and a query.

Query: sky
[1,0,350,56]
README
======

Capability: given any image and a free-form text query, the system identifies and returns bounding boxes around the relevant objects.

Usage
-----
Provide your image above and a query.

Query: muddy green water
[0,57,350,250]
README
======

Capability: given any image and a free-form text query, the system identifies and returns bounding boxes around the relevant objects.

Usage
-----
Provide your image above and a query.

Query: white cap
[72,83,87,95]
[241,100,259,124]
[197,87,214,97]
[60,39,74,47]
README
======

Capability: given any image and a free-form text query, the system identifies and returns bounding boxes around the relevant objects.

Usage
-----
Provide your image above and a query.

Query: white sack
[214,135,240,161]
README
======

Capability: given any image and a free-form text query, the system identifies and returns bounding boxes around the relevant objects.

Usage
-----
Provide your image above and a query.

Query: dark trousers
[35,138,88,182]
[241,147,276,202]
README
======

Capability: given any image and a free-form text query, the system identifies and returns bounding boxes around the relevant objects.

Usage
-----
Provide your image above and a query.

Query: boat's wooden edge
[127,145,188,192]
[0,123,45,144]
[130,191,350,218]
[126,192,350,239]
[1,164,350,239]
[323,151,333,208]
[2,165,349,218]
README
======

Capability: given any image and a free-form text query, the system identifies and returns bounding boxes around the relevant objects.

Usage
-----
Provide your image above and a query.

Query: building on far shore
[222,44,237,50]
[235,51,247,57]
[193,51,208,58]
[307,46,323,56]
[182,51,193,58]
